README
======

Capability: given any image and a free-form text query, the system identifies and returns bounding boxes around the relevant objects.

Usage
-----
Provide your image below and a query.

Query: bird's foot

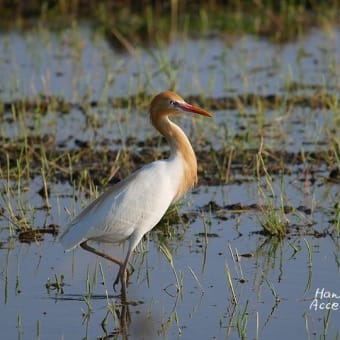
[113,271,121,292]
[113,267,130,292]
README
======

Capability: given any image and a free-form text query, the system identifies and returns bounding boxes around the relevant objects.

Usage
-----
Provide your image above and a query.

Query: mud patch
[18,225,60,243]
[1,143,338,187]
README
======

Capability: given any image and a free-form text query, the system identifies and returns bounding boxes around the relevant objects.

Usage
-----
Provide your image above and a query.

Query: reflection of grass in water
[252,235,327,332]
[331,146,340,235]
[256,236,314,296]
[45,274,65,294]
[252,237,284,334]
[224,246,261,339]
[82,266,94,325]
[159,243,183,296]
[304,300,337,339]
[334,202,340,236]
[236,300,249,339]
[303,238,313,293]
[79,262,127,337]
[254,237,285,289]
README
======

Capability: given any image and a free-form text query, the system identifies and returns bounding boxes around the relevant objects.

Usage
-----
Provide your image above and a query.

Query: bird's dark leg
[80,241,124,266]
[113,249,133,296]
[81,241,133,297]
[80,240,132,292]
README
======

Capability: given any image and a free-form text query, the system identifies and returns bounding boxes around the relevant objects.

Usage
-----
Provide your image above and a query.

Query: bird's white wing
[59,159,182,251]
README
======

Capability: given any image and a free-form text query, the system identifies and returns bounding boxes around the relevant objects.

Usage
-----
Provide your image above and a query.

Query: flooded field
[0,12,339,340]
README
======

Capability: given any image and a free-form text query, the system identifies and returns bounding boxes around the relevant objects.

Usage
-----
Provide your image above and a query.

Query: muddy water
[0,23,340,339]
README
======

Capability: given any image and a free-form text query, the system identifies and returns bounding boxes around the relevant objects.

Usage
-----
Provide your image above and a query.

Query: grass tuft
[256,140,289,237]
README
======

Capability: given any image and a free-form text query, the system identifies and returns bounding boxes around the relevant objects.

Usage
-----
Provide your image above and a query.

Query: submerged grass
[224,245,264,339]
[45,274,64,294]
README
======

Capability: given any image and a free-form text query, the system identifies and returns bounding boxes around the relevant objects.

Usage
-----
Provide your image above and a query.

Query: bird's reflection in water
[56,280,178,339]
[100,293,157,340]
[100,299,131,339]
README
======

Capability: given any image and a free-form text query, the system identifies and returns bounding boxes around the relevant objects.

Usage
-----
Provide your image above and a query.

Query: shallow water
[1,180,339,339]
[1,25,339,101]
[0,22,340,339]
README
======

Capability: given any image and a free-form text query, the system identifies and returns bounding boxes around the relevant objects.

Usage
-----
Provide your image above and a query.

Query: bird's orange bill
[178,102,212,117]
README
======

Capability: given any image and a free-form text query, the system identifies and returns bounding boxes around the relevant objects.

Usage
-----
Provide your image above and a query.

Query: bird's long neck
[151,115,197,200]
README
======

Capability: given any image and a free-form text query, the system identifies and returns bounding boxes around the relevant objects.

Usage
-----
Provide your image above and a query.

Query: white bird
[59,91,212,295]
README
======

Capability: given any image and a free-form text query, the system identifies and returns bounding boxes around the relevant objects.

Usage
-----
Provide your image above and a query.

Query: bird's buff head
[149,91,212,123]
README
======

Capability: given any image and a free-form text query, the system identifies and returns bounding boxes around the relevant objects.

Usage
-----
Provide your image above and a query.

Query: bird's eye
[169,99,176,106]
